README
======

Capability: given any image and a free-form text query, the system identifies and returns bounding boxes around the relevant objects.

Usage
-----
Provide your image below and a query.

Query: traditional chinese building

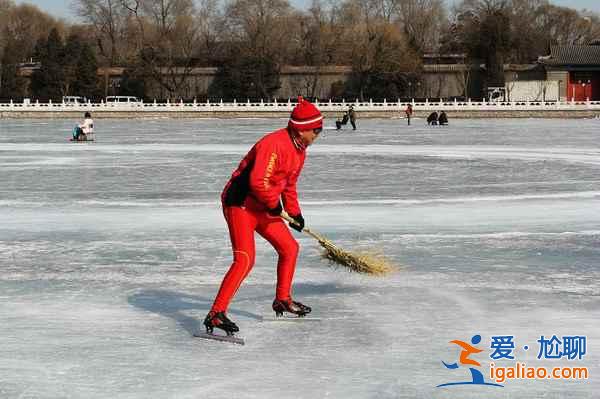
[538,44,600,101]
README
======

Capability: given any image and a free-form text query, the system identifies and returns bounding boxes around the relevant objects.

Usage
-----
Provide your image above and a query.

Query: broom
[281,211,395,276]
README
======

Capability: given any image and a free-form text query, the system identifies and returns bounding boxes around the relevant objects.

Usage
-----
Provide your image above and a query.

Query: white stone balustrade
[2,98,600,112]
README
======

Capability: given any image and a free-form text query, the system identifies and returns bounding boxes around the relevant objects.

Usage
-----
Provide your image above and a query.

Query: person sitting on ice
[427,111,438,125]
[335,111,349,130]
[203,96,323,336]
[438,110,448,125]
[73,112,94,141]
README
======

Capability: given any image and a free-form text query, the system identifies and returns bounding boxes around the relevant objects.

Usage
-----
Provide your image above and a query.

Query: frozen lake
[0,117,598,398]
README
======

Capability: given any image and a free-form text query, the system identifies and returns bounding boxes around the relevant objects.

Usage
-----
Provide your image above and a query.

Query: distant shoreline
[1,110,599,119]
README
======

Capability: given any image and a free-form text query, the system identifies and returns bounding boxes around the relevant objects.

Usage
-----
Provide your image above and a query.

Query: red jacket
[222,128,306,216]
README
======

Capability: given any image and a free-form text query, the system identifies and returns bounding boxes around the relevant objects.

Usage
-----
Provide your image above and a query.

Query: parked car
[105,96,140,105]
[62,96,86,104]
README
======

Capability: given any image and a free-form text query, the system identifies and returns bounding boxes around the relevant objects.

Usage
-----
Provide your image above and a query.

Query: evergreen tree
[344,69,413,101]
[118,67,145,99]
[73,43,99,100]
[30,28,65,101]
[63,33,83,96]
[480,8,511,88]
[209,54,280,101]
[442,1,512,95]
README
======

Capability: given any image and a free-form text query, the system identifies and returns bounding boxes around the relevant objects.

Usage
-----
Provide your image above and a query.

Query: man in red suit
[204,97,324,335]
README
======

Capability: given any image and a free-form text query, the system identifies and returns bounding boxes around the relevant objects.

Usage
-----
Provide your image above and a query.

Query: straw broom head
[281,212,396,275]
[315,234,396,276]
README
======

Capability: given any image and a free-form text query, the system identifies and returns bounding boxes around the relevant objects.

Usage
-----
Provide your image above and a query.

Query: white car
[63,96,86,105]
[105,96,141,105]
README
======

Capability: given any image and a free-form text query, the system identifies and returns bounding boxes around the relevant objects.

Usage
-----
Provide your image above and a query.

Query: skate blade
[193,331,245,345]
[260,316,321,322]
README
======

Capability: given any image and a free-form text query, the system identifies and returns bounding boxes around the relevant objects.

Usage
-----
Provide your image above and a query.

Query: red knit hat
[288,96,323,131]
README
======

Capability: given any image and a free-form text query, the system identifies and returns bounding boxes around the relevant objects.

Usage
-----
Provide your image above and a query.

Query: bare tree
[224,0,292,61]
[449,0,511,91]
[3,3,64,61]
[336,0,421,100]
[370,0,400,22]
[73,0,128,65]
[0,0,12,9]
[195,0,223,64]
[397,0,447,53]
[140,0,193,35]
[0,0,14,58]
[537,4,600,45]
[120,0,145,52]
[508,0,548,62]
[297,0,350,65]
[283,0,347,97]
[119,0,199,98]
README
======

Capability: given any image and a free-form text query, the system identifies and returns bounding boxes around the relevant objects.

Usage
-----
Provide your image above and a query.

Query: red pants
[211,206,299,312]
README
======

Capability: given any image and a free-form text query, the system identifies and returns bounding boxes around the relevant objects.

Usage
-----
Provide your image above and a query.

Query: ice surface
[0,118,598,398]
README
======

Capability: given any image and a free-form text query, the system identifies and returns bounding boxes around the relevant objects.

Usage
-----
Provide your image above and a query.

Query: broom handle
[280,211,326,243]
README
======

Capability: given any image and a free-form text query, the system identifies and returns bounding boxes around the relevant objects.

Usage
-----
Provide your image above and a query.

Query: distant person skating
[438,111,448,125]
[72,112,94,141]
[405,104,413,125]
[348,105,357,130]
[427,111,438,125]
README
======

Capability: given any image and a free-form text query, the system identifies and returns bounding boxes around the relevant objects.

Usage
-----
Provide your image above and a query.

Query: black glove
[289,213,305,232]
[267,202,283,216]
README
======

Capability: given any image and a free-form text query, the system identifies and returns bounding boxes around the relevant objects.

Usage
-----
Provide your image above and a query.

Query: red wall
[567,74,599,101]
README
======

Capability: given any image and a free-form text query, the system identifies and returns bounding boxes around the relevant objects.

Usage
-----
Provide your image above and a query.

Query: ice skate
[272,298,312,317]
[203,311,239,336]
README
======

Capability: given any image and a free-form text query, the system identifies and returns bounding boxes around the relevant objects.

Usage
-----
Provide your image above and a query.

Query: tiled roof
[94,66,352,77]
[539,45,600,66]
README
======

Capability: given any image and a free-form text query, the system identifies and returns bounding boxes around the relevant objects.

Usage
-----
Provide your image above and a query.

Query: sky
[12,0,600,21]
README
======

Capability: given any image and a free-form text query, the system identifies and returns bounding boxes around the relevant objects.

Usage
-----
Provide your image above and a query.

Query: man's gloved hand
[267,202,283,216]
[289,213,305,232]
